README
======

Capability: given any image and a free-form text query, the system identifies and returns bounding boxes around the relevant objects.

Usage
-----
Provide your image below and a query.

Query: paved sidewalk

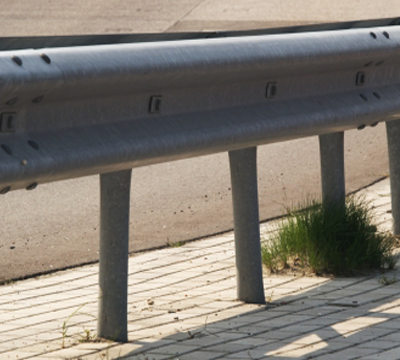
[0,177,399,360]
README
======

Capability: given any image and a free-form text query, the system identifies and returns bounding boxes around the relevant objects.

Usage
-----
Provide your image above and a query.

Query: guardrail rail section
[1,18,400,341]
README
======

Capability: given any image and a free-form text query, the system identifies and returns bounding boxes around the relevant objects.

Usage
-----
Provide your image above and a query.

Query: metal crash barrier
[1,18,400,342]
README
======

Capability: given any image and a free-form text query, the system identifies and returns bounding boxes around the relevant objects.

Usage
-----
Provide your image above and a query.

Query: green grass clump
[262,196,397,276]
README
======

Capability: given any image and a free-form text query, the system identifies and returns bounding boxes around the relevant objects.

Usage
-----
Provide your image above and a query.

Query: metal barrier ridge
[0,25,399,191]
[1,21,400,342]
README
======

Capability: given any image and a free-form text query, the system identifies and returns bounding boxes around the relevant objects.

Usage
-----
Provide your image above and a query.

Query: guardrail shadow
[111,267,400,359]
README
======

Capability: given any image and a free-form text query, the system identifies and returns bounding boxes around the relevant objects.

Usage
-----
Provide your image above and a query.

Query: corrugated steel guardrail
[1,18,400,341]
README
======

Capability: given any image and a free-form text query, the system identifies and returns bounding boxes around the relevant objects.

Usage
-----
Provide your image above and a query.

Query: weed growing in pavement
[61,304,85,347]
[78,328,97,343]
[262,195,397,276]
[61,303,97,347]
[166,239,185,248]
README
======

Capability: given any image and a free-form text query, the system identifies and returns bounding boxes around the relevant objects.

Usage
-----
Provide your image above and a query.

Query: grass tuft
[262,196,397,276]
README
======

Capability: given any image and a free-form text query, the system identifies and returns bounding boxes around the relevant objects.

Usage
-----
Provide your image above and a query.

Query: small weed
[78,328,97,343]
[262,196,397,276]
[266,291,274,303]
[61,304,86,347]
[61,304,96,347]
[380,274,397,285]
[166,240,184,248]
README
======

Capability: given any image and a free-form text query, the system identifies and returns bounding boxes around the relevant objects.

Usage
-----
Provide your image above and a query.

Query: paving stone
[362,346,400,359]
[276,323,325,334]
[173,335,221,347]
[221,348,271,359]
[250,341,303,357]
[253,330,299,341]
[230,337,272,347]
[319,346,380,359]
[123,352,172,360]
[373,318,400,329]
[28,346,95,359]
[0,336,61,351]
[330,327,393,343]
[274,340,329,358]
[205,341,253,353]
[257,314,314,328]
[177,350,223,360]
[199,331,248,343]
[351,339,395,351]
[147,343,200,355]
[79,343,148,359]
[330,316,389,336]
[8,340,65,354]
[0,350,61,359]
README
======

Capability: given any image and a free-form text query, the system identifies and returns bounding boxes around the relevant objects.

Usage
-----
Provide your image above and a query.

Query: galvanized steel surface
[0,25,400,192]
[229,147,265,304]
[98,170,131,342]
[319,132,346,207]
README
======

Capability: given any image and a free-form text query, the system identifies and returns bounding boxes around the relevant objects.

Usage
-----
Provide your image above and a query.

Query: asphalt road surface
[0,1,397,281]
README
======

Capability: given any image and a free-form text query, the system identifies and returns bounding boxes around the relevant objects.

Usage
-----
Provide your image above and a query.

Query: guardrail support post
[386,119,400,236]
[98,170,132,342]
[229,147,265,304]
[319,132,345,208]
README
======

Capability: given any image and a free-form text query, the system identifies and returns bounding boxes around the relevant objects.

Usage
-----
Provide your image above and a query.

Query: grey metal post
[319,132,345,208]
[98,170,132,342]
[229,147,265,304]
[386,119,400,236]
